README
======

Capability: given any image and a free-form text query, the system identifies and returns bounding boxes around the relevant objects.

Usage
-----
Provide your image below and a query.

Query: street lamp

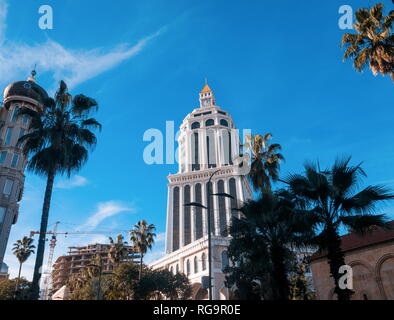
[184,169,234,300]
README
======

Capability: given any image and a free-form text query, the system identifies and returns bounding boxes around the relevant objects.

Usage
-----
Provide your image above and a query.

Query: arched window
[202,253,207,271]
[194,256,198,274]
[186,259,191,275]
[184,185,191,246]
[207,181,215,235]
[192,132,200,171]
[220,119,229,127]
[191,122,200,129]
[172,187,180,252]
[218,180,227,236]
[195,183,203,240]
[221,250,229,271]
[205,119,214,127]
[206,130,216,169]
[229,178,238,220]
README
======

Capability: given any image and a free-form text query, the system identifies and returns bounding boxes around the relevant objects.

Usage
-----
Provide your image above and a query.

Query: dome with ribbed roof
[3,72,48,105]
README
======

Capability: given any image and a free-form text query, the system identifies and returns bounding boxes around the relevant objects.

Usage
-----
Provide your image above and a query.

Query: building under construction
[51,243,139,295]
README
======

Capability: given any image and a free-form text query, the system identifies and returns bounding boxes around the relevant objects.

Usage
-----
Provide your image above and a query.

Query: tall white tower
[150,84,252,300]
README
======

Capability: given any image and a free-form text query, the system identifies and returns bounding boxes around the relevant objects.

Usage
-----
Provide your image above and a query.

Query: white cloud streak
[79,201,135,231]
[55,175,89,189]
[0,0,164,90]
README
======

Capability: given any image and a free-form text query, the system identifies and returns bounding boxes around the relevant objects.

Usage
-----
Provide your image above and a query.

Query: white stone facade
[150,85,252,300]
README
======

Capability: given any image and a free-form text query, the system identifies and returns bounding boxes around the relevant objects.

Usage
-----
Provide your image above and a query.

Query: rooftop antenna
[29,64,37,82]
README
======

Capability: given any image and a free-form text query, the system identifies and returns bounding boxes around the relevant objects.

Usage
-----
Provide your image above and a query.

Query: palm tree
[285,157,394,300]
[12,237,35,297]
[108,234,130,267]
[228,190,314,300]
[244,133,284,192]
[17,80,102,299]
[341,3,394,81]
[129,221,156,280]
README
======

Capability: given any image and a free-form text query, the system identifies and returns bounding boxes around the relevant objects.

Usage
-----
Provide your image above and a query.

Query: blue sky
[1,0,394,279]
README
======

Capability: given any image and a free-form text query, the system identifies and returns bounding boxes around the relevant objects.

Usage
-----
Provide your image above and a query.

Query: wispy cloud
[55,175,89,189]
[0,0,165,90]
[79,201,135,231]
[0,0,7,45]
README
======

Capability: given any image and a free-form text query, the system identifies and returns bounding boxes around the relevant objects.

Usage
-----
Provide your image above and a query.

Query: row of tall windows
[171,179,238,252]
[191,130,233,172]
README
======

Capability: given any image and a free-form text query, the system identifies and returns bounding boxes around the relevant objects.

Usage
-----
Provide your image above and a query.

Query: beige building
[52,243,138,295]
[0,72,48,265]
[310,222,394,300]
[150,84,252,300]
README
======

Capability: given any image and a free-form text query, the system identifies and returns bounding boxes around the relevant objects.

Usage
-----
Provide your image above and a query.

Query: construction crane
[40,221,60,301]
[30,225,131,300]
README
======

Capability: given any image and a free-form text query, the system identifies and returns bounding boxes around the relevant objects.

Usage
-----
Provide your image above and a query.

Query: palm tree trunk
[31,169,56,300]
[14,262,23,299]
[139,254,143,281]
[326,225,352,300]
[270,244,290,300]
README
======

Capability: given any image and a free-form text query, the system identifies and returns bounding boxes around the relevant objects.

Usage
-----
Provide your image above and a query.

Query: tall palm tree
[285,157,394,300]
[17,80,101,299]
[228,190,314,300]
[12,236,35,297]
[341,3,394,81]
[130,221,156,280]
[245,133,284,193]
[108,234,130,267]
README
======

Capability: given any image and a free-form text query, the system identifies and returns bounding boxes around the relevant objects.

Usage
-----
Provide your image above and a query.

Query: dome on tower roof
[3,76,49,105]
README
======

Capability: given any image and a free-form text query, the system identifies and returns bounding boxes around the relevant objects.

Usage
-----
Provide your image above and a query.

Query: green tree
[289,257,315,300]
[285,157,394,300]
[0,278,33,300]
[12,236,35,298]
[108,234,130,267]
[226,190,314,300]
[342,3,394,81]
[135,269,192,300]
[129,220,156,280]
[244,133,284,192]
[18,80,102,299]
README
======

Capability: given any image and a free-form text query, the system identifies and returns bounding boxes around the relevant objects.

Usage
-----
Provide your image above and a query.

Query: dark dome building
[2,71,48,108]
[0,71,47,267]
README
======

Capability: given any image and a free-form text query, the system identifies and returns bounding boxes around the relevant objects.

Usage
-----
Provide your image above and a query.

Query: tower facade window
[206,130,216,169]
[194,256,198,274]
[0,151,7,165]
[3,179,13,196]
[11,106,20,122]
[202,253,207,271]
[195,183,203,240]
[207,181,215,235]
[5,128,13,146]
[192,132,200,171]
[11,154,19,169]
[205,119,214,127]
[186,259,190,275]
[221,250,229,271]
[220,119,229,127]
[0,207,6,223]
[218,180,227,236]
[184,185,191,246]
[229,178,238,219]
[19,129,26,140]
[191,122,200,130]
[172,187,180,252]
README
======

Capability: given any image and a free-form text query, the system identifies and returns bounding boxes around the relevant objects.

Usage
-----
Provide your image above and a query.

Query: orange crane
[29,224,131,300]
